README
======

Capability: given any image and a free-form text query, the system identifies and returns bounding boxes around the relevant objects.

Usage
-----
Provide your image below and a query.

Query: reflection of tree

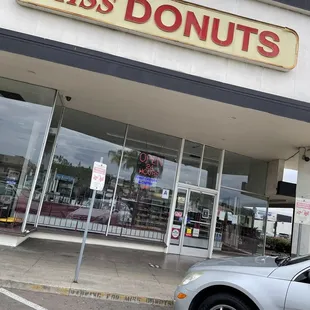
[108,149,139,185]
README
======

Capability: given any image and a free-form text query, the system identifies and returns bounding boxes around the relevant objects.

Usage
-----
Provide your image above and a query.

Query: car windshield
[276,255,310,266]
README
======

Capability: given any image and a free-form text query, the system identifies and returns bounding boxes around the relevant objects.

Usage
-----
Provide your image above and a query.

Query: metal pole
[165,138,185,253]
[74,157,103,283]
[106,125,128,236]
[21,91,58,232]
[34,105,65,227]
[296,223,302,256]
[207,149,225,259]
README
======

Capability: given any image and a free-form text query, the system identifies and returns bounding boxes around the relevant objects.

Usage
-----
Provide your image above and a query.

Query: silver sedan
[174,255,310,310]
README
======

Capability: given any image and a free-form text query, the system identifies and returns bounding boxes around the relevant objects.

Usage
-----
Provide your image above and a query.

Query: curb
[0,279,174,307]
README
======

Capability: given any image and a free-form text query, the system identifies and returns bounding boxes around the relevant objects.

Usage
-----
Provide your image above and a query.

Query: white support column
[165,138,185,253]
[34,105,65,227]
[21,91,58,232]
[292,150,310,256]
[207,149,225,259]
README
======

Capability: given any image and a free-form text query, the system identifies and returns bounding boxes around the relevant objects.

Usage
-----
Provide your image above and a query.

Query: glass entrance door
[181,190,215,256]
[170,187,216,257]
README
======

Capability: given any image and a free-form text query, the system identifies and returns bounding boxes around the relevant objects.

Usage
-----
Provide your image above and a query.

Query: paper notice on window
[232,215,238,224]
[219,211,226,221]
[162,189,170,199]
[185,228,192,237]
[192,228,200,238]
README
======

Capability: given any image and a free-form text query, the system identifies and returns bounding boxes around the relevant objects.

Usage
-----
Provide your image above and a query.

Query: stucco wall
[0,0,308,102]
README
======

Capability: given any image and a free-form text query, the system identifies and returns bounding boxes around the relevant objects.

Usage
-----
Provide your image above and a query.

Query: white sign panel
[232,215,238,225]
[162,189,170,199]
[90,162,107,191]
[295,198,310,225]
[192,228,200,238]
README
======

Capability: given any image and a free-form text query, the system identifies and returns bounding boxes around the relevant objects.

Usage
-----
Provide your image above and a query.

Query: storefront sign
[137,152,164,179]
[17,0,299,71]
[295,198,310,225]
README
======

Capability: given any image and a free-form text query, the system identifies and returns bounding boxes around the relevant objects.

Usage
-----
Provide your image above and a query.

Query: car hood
[188,256,278,277]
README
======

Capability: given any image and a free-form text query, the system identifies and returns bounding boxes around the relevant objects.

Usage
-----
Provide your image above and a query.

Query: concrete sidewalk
[0,239,213,305]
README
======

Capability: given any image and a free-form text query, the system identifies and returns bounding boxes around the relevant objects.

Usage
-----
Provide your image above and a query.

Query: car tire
[198,293,252,310]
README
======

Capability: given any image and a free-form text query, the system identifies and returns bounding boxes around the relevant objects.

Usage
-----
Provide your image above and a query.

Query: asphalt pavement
[0,289,174,310]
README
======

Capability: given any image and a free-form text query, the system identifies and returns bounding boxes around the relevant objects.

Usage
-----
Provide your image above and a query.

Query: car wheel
[198,293,251,310]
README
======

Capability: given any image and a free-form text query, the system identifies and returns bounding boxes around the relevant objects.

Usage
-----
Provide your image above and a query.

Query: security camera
[303,155,310,162]
[65,96,72,102]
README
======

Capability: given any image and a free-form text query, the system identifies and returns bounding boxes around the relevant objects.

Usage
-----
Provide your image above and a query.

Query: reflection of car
[67,200,132,225]
[277,233,290,239]
[174,255,310,310]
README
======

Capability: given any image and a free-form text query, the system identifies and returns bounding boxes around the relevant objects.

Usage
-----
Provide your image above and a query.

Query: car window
[295,269,310,284]
[287,255,310,266]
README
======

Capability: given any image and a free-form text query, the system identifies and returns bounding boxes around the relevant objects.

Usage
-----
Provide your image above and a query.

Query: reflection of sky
[220,187,268,210]
[283,169,297,184]
[55,128,178,190]
[56,128,121,176]
[0,97,51,163]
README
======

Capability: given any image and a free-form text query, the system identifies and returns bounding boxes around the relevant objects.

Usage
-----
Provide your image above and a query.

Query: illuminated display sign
[135,152,164,186]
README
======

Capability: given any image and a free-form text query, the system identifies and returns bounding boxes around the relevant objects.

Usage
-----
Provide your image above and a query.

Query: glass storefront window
[215,188,268,255]
[180,141,221,189]
[200,146,221,189]
[0,77,56,231]
[31,108,127,233]
[179,141,202,186]
[111,126,181,241]
[222,151,268,195]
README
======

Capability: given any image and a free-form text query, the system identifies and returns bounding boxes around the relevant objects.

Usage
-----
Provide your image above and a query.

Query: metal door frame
[169,185,217,257]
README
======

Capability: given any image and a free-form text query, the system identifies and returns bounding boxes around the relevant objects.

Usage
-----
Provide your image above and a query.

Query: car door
[285,268,310,310]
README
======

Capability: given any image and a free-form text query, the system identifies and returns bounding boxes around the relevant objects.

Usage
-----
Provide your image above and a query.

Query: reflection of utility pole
[274,221,277,237]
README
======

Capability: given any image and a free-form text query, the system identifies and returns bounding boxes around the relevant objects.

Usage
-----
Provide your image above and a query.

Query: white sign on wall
[295,198,310,225]
[90,162,107,191]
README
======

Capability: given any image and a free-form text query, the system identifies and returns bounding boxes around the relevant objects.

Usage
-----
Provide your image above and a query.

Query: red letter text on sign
[258,31,280,58]
[211,18,235,47]
[79,0,97,9]
[236,24,258,52]
[125,0,151,24]
[154,5,182,32]
[184,12,209,41]
[97,0,114,14]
